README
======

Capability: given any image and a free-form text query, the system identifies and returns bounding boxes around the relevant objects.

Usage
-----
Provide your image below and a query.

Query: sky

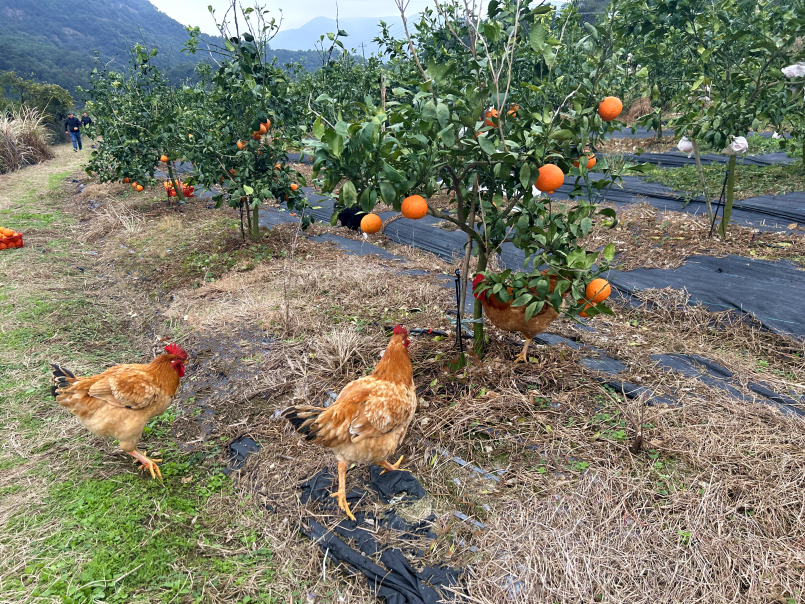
[148,0,435,34]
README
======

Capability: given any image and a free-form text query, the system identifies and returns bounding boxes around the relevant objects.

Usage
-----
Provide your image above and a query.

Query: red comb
[164,343,188,359]
[393,325,407,335]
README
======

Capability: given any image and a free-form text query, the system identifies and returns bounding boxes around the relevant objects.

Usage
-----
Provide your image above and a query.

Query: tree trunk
[251,204,261,240]
[472,247,488,356]
[167,163,185,202]
[718,154,737,239]
[656,107,662,140]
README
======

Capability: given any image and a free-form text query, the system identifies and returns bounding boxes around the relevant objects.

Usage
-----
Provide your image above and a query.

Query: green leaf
[581,217,592,234]
[340,180,357,206]
[603,243,616,262]
[243,185,254,195]
[477,134,496,155]
[330,211,339,226]
[359,187,373,213]
[380,181,397,204]
[511,293,531,307]
[529,23,547,52]
[422,100,437,121]
[312,117,324,140]
[323,130,344,157]
[525,300,545,321]
[550,129,573,140]
[438,126,455,147]
[383,162,404,183]
[583,22,599,40]
[635,66,649,77]
[519,163,532,189]
[436,102,450,129]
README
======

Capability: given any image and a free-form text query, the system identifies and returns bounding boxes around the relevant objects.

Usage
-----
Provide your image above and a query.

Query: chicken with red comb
[283,326,417,520]
[50,344,189,478]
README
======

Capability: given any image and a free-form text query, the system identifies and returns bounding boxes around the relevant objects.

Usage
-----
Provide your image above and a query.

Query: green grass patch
[9,466,275,603]
[642,161,805,201]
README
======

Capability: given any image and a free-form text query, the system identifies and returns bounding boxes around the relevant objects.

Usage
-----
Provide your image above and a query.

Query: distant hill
[270,16,404,56]
[0,0,323,97]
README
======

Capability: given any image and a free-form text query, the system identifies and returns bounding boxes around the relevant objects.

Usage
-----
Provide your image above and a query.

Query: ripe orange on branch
[401,195,428,220]
[290,183,298,191]
[360,214,383,234]
[237,140,245,150]
[535,164,565,194]
[579,278,612,317]
[484,108,499,127]
[573,154,597,170]
[160,154,168,163]
[597,97,623,122]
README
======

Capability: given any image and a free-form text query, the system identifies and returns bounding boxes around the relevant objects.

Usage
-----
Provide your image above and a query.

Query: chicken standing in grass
[282,326,416,520]
[473,273,561,363]
[50,344,189,479]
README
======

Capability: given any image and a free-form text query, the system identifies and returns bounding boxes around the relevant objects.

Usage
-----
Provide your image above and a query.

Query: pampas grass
[0,106,54,173]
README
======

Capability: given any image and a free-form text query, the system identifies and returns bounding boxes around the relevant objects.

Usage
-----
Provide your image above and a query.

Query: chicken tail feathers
[281,406,323,441]
[50,364,76,398]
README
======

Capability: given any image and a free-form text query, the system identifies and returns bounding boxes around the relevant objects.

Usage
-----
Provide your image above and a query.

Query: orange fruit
[597,97,623,122]
[258,123,267,135]
[135,185,144,192]
[123,177,130,183]
[237,140,245,150]
[573,154,597,170]
[132,182,138,188]
[290,183,298,191]
[586,278,611,304]
[535,164,565,194]
[360,213,383,234]
[0,243,6,250]
[507,104,519,117]
[160,154,168,162]
[229,169,237,176]
[275,163,281,169]
[401,195,428,220]
[484,108,499,127]
[262,119,271,131]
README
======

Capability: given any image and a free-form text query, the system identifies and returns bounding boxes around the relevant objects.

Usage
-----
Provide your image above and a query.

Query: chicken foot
[377,455,410,475]
[127,450,163,479]
[514,338,534,363]
[331,460,356,521]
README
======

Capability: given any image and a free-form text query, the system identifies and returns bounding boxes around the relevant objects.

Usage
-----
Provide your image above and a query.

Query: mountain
[0,0,323,97]
[270,16,404,56]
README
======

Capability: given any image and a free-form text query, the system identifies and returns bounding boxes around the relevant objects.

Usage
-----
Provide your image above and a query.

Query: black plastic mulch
[298,467,462,604]
[553,174,805,230]
[611,254,805,337]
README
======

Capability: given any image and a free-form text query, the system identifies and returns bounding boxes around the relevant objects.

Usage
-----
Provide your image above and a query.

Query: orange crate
[0,232,23,250]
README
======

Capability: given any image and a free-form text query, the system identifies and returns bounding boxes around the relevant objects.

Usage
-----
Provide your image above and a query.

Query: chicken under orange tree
[50,344,189,479]
[283,326,417,520]
[473,273,562,363]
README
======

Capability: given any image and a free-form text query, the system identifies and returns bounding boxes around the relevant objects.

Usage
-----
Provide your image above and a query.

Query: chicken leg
[514,337,534,363]
[377,455,410,475]
[331,460,356,521]
[128,450,163,479]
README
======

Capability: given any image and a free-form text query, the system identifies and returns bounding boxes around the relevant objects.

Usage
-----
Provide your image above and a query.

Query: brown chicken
[283,325,417,520]
[50,344,189,479]
[473,273,561,362]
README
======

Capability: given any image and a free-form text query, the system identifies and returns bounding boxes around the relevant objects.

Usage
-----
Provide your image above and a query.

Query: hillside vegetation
[0,0,324,95]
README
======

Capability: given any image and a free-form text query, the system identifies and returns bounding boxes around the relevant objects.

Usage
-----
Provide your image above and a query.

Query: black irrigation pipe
[708,168,731,238]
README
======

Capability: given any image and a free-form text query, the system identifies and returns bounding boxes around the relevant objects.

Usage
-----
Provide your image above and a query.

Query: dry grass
[0,106,54,173]
[624,96,652,124]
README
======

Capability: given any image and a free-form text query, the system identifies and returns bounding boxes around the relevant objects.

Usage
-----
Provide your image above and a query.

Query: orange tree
[82,44,193,200]
[84,4,309,241]
[307,0,628,354]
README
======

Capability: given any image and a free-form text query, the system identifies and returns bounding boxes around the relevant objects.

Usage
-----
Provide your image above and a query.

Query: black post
[454,269,464,357]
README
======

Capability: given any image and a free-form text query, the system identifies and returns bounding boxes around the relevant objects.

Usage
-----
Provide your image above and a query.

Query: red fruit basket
[0,232,23,250]
[167,186,194,198]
